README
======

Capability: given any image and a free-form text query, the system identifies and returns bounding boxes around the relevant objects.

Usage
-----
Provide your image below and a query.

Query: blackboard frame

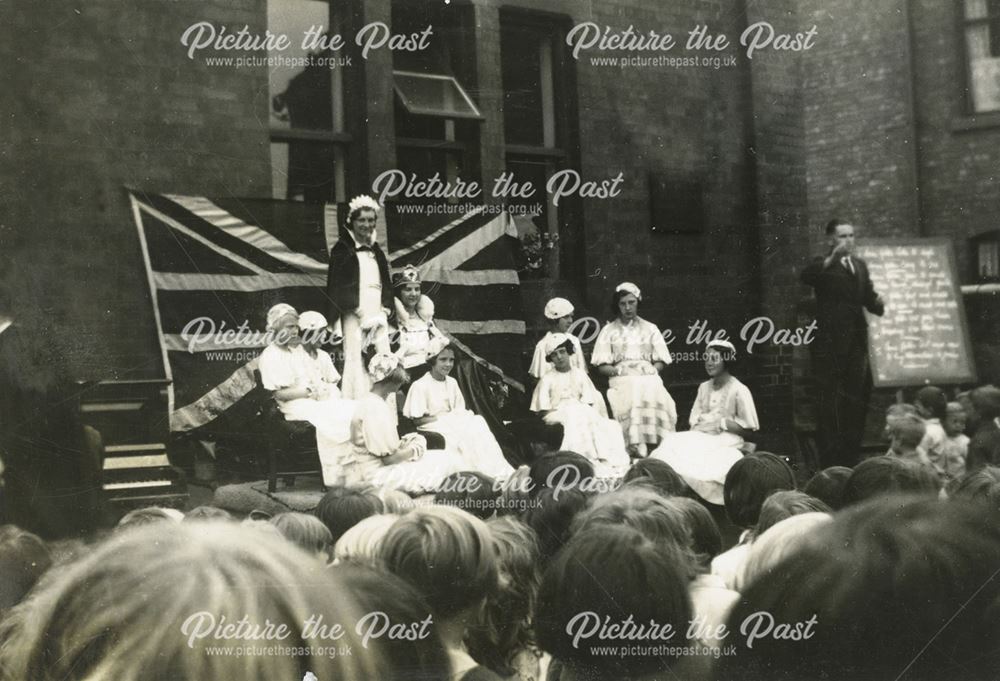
[860,238,977,388]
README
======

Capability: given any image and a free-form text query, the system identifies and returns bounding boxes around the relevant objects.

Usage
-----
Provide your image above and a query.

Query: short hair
[738,512,833,592]
[609,287,641,316]
[544,338,576,362]
[0,522,390,680]
[182,506,233,522]
[716,497,1000,681]
[885,402,919,430]
[949,465,1000,511]
[315,485,385,545]
[331,563,451,680]
[571,487,696,577]
[802,466,853,510]
[0,526,51,615]
[824,217,849,235]
[621,458,691,497]
[970,385,1000,420]
[520,488,589,565]
[669,496,723,569]
[377,488,416,514]
[535,526,693,679]
[841,456,940,507]
[890,413,927,449]
[755,490,832,536]
[434,471,499,520]
[915,386,948,420]
[116,506,180,531]
[332,514,399,565]
[379,505,498,619]
[269,511,333,555]
[468,517,541,676]
[528,451,594,497]
[376,365,411,389]
[723,452,796,529]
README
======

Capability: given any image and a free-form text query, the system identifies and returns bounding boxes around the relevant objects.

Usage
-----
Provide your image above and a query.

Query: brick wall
[5,0,271,380]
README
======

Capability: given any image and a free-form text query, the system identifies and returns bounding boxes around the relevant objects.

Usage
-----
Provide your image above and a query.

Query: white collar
[0,319,12,336]
[349,230,376,250]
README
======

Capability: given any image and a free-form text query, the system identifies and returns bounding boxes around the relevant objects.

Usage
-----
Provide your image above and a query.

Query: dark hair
[970,385,1000,421]
[528,451,595,497]
[467,517,541,676]
[717,497,1000,681]
[520,488,589,565]
[622,458,691,498]
[755,490,832,536]
[332,563,451,681]
[723,452,796,529]
[915,385,948,421]
[824,217,849,235]
[841,455,940,507]
[379,506,498,620]
[544,338,576,362]
[0,526,52,616]
[315,486,385,545]
[609,288,640,317]
[670,496,723,570]
[949,465,1000,511]
[802,466,853,510]
[434,471,499,520]
[535,526,693,679]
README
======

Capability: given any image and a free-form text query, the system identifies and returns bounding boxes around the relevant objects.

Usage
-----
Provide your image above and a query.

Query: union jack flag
[128,191,526,432]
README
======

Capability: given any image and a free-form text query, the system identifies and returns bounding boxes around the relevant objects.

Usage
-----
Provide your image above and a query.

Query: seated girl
[257,304,355,483]
[392,264,446,380]
[529,333,629,478]
[403,340,514,480]
[341,353,461,494]
[651,339,759,504]
[529,297,585,379]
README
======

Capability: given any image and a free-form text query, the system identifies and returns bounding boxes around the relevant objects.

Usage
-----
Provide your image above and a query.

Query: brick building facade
[8,0,995,454]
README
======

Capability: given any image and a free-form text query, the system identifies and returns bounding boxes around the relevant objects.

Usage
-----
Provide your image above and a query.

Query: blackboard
[857,238,976,388]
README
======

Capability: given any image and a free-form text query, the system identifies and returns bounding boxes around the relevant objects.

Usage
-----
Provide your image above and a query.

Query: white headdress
[348,194,380,214]
[368,353,401,384]
[615,282,642,300]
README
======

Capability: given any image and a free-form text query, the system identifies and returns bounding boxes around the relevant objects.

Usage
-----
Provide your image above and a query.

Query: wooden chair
[251,371,323,493]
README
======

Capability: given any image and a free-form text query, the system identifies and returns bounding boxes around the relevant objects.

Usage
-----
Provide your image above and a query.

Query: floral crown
[348,195,380,214]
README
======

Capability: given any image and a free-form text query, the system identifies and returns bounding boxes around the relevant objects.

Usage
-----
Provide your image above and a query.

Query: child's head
[669,496,723,570]
[297,310,331,351]
[914,385,947,421]
[723,452,797,529]
[884,402,919,440]
[889,413,927,455]
[535,525,693,679]
[841,456,940,507]
[379,505,498,620]
[944,401,968,437]
[969,385,1000,428]
[368,353,410,392]
[332,514,399,565]
[755,490,832,536]
[949,466,1000,512]
[716,497,1000,681]
[393,265,423,310]
[803,466,853,511]
[467,517,541,676]
[265,303,299,348]
[0,522,386,680]
[315,485,385,545]
[543,333,575,372]
[182,506,233,523]
[520,487,589,565]
[434,471,500,520]
[622,457,692,498]
[528,450,595,498]
[428,344,456,380]
[0,526,51,617]
[269,511,333,561]
[544,297,574,333]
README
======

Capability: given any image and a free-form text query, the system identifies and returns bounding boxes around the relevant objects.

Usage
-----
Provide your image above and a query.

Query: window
[963,0,1000,113]
[391,0,480,197]
[500,11,578,279]
[268,0,348,202]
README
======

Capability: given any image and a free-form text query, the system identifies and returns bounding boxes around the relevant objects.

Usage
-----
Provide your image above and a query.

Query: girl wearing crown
[391,264,446,382]
[326,195,393,399]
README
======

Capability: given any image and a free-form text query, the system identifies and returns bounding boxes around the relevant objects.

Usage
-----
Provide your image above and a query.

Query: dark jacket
[800,254,884,357]
[326,229,393,319]
[967,420,1000,472]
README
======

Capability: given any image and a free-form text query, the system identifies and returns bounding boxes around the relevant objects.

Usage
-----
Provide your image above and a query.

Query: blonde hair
[379,505,498,619]
[333,514,399,564]
[0,522,383,681]
[269,512,333,555]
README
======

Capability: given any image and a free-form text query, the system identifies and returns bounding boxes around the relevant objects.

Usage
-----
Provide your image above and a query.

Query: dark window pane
[271,141,337,202]
[268,0,335,131]
[501,26,544,146]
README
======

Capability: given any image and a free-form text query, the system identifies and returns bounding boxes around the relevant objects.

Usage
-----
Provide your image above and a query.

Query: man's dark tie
[842,256,856,275]
[357,245,373,252]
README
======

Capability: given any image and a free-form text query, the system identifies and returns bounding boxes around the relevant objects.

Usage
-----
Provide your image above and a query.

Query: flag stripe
[153,272,324,292]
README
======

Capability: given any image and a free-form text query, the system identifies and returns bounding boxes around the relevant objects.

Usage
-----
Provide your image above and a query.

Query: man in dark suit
[800,219,885,468]
[326,196,393,398]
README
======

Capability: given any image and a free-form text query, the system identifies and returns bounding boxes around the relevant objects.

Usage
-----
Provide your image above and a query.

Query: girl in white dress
[651,340,759,504]
[257,305,356,484]
[530,334,629,478]
[529,297,586,379]
[341,353,460,494]
[403,340,514,480]
[392,265,446,379]
[591,282,678,457]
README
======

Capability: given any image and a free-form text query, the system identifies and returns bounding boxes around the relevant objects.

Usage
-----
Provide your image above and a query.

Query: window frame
[958,0,1000,115]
